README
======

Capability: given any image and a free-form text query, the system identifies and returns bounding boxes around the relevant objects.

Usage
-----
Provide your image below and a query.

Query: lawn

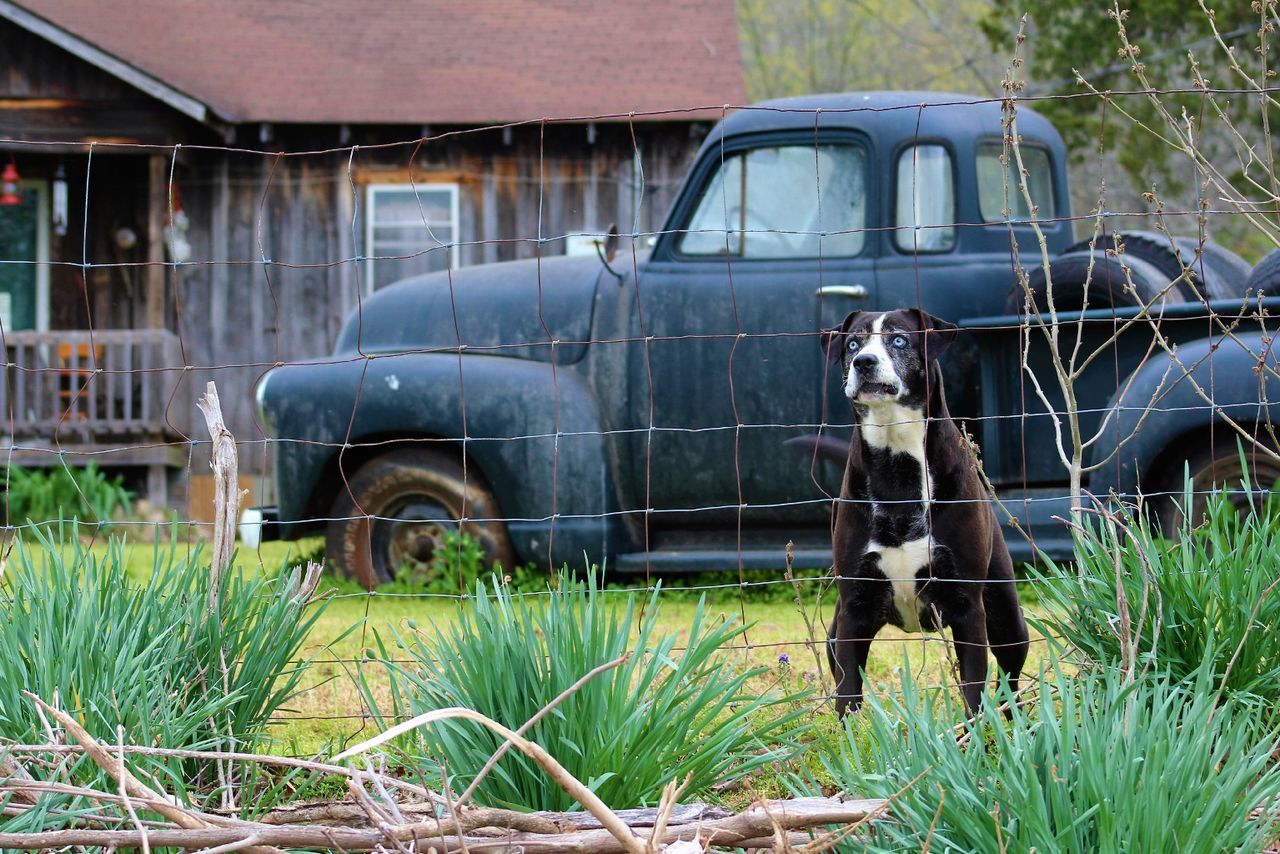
[39,534,1050,755]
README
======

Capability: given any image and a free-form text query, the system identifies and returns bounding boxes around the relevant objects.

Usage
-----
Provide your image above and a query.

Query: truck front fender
[262,353,617,567]
[1086,331,1280,500]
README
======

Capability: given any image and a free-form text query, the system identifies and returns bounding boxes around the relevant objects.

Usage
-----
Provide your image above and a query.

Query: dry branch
[334,706,650,853]
[21,692,287,854]
[1,695,888,852]
[0,796,885,852]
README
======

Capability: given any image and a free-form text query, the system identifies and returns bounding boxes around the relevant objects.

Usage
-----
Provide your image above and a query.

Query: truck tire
[1152,437,1280,538]
[1065,231,1246,300]
[1245,247,1280,297]
[325,448,515,589]
[1011,251,1185,314]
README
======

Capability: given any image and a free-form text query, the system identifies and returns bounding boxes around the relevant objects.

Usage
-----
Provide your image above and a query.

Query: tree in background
[979,1,1278,256]
[738,0,1004,100]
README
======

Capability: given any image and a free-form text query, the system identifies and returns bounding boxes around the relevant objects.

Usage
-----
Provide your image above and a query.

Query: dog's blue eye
[892,335,908,349]
[846,338,860,353]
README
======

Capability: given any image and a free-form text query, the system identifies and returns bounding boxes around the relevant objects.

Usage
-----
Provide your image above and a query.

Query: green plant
[649,566,832,604]
[0,525,331,813]
[799,662,1280,853]
[1031,474,1280,705]
[362,571,810,811]
[3,461,133,527]
[387,528,539,594]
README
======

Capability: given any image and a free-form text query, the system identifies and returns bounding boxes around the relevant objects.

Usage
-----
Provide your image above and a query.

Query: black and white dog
[820,308,1028,716]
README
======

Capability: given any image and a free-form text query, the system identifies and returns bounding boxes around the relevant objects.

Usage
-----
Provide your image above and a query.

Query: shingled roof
[6,0,745,125]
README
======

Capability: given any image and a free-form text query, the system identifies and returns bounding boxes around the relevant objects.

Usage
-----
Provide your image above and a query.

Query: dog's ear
[821,311,862,363]
[910,309,959,360]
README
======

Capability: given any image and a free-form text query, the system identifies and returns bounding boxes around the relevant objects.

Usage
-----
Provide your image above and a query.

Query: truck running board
[614,548,833,574]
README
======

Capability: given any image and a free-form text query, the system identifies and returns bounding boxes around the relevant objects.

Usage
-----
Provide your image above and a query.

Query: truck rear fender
[1086,331,1280,501]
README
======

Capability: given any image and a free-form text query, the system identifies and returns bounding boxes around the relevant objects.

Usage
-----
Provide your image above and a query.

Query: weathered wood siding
[172,125,702,478]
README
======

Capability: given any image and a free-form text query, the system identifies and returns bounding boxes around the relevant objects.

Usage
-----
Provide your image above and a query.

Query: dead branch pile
[0,691,886,852]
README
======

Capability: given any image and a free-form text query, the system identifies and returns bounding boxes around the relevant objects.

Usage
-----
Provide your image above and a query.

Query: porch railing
[0,329,184,440]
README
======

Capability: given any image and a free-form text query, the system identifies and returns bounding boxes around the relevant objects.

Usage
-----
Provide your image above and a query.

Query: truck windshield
[678,143,866,258]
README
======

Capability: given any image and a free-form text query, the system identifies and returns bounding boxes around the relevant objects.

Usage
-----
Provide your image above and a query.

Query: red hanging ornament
[0,161,21,206]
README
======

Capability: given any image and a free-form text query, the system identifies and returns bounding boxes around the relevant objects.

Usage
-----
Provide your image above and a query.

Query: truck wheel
[325,449,515,589]
[1245,247,1280,297]
[1065,231,1245,300]
[1012,251,1185,314]
[1153,438,1280,538]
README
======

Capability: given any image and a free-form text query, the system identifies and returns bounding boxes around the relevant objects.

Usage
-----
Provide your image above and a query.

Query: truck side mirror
[597,223,624,281]
[603,223,619,263]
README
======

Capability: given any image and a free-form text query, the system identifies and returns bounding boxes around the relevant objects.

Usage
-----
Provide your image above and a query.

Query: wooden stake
[196,381,239,613]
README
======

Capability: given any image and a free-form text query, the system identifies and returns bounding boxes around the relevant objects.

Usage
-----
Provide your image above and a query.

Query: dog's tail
[784,433,848,463]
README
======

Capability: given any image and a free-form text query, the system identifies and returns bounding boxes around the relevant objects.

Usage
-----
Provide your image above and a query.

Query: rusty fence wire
[2,87,1280,740]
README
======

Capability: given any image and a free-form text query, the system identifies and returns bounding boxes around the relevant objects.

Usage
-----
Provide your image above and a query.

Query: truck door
[628,134,878,531]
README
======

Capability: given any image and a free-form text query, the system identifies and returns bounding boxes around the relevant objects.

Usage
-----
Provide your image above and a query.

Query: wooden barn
[0,0,745,512]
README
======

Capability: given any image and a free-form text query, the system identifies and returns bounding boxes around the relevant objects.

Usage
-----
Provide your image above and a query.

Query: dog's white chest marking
[855,317,935,630]
[860,401,933,508]
[868,536,934,632]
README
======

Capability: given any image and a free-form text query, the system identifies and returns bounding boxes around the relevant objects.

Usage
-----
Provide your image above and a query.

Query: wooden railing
[0,329,185,440]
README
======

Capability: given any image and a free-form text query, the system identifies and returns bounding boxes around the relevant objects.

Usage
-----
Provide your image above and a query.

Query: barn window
[364,183,460,290]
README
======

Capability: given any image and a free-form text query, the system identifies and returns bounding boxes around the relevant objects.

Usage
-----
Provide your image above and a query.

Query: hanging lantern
[0,161,20,206]
[52,163,68,236]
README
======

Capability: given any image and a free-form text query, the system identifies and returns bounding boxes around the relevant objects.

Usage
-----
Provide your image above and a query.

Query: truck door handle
[816,284,868,299]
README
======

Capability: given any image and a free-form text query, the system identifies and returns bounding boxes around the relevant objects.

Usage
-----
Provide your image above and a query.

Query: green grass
[359,573,811,810]
[797,661,1280,852]
[285,585,1051,759]
[1033,488,1280,709]
[12,483,1280,836]
[0,528,331,829]
[34,537,1051,765]
[2,461,133,527]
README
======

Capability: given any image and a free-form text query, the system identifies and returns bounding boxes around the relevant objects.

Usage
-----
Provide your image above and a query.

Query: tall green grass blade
[360,571,810,811]
[794,661,1280,853]
[0,525,330,825]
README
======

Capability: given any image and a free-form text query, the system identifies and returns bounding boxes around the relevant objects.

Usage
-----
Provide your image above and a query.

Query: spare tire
[1064,230,1244,301]
[1009,250,1188,314]
[1200,240,1254,297]
[1245,247,1280,297]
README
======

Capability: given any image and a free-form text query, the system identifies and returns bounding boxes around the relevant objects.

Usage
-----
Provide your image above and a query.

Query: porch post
[145,156,170,508]
[145,154,167,329]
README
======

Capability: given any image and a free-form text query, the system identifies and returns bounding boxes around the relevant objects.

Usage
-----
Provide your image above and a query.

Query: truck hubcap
[378,497,456,575]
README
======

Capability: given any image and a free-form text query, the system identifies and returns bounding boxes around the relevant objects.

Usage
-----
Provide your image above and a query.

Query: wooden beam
[0,443,186,468]
[146,154,166,329]
[0,98,193,146]
[350,166,470,186]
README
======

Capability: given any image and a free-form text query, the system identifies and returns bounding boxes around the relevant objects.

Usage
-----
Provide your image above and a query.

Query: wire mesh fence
[3,75,1280,750]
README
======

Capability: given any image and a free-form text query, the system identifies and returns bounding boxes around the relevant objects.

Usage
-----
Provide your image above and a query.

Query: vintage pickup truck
[251,92,1280,587]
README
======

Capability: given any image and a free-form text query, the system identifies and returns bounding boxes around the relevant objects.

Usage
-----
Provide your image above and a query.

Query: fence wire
[2,85,1280,739]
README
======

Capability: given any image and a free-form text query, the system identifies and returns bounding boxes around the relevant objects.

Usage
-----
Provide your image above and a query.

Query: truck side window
[976,142,1055,223]
[894,144,955,253]
[678,144,865,258]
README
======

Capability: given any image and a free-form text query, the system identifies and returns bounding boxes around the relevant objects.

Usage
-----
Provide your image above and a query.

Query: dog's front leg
[947,600,991,715]
[828,589,883,717]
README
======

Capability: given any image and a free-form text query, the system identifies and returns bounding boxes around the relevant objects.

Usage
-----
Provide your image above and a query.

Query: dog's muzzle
[846,353,901,400]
